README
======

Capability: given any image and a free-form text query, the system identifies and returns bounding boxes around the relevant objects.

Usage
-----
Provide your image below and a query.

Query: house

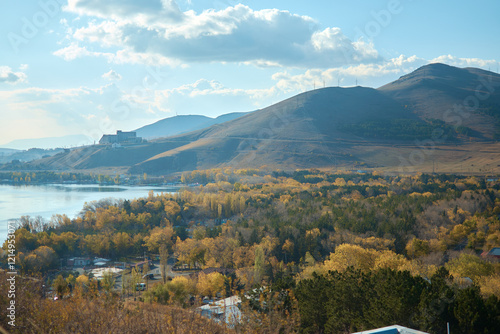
[93,258,111,267]
[197,295,242,327]
[90,266,123,280]
[481,247,500,259]
[67,257,92,267]
[99,130,142,145]
[135,261,153,271]
[352,325,429,334]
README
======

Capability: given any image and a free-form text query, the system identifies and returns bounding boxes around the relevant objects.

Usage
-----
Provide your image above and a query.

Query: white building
[198,295,242,327]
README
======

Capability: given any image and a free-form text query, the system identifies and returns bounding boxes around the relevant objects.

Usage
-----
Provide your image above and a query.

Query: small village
[50,253,243,327]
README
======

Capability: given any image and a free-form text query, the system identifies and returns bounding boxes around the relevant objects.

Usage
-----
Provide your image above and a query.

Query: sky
[0,0,499,148]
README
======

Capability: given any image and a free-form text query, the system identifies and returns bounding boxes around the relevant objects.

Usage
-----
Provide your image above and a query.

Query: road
[114,257,189,292]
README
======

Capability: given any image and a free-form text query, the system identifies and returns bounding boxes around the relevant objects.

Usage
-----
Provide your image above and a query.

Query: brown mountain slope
[379,63,500,139]
[129,86,418,174]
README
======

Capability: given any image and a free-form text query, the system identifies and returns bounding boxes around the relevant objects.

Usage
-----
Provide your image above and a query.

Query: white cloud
[53,42,179,66]
[0,84,159,143]
[0,78,271,145]
[430,55,499,69]
[102,70,122,81]
[60,1,380,68]
[53,43,115,61]
[3,51,498,145]
[65,0,182,22]
[267,54,500,92]
[0,66,27,85]
[269,55,426,92]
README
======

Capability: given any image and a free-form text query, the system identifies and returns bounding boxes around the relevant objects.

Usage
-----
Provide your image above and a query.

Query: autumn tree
[113,232,132,258]
[101,271,116,295]
[254,246,265,283]
[53,275,68,299]
[196,272,226,298]
[20,245,58,274]
[445,253,494,282]
[166,276,191,306]
[159,243,169,284]
[144,282,170,305]
[143,226,174,253]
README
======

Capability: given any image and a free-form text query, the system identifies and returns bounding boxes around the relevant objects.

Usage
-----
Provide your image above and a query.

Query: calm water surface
[0,183,176,244]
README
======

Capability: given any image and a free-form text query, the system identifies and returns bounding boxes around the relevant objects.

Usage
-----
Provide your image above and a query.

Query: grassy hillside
[379,63,500,139]
[131,86,421,173]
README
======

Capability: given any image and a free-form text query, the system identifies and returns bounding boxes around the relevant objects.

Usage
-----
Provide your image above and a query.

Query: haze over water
[0,183,176,244]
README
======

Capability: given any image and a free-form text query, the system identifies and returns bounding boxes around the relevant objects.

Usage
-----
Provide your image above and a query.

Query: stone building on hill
[99,130,142,145]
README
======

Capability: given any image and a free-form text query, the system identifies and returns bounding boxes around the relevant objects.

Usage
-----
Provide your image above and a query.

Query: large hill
[18,63,500,175]
[379,63,500,140]
[130,86,420,174]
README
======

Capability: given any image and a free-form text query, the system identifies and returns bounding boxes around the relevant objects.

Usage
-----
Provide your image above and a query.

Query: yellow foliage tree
[405,238,431,258]
[323,244,376,273]
[166,276,192,306]
[445,253,494,282]
[373,250,417,274]
[196,272,226,298]
[143,226,174,253]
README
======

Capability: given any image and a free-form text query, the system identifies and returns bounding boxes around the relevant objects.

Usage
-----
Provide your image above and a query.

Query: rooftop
[352,325,430,334]
[198,295,242,327]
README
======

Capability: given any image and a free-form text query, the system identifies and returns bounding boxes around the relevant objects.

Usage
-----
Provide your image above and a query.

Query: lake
[0,183,178,244]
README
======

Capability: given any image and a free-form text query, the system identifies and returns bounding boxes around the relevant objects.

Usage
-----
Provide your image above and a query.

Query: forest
[1,168,500,333]
[0,171,167,185]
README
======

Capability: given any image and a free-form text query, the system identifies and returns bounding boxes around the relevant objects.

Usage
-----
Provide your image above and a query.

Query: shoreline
[0,183,184,245]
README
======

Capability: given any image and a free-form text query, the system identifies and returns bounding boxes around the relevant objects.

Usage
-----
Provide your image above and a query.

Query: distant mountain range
[134,112,249,139]
[13,63,500,174]
[0,148,18,156]
[0,148,65,164]
[0,135,93,150]
[1,113,249,151]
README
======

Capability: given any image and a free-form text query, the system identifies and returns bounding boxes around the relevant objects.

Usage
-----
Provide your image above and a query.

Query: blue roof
[371,329,399,334]
[489,248,500,256]
[352,325,429,334]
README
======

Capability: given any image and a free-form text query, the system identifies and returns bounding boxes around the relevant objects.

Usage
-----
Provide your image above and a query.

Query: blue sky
[1,0,499,147]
